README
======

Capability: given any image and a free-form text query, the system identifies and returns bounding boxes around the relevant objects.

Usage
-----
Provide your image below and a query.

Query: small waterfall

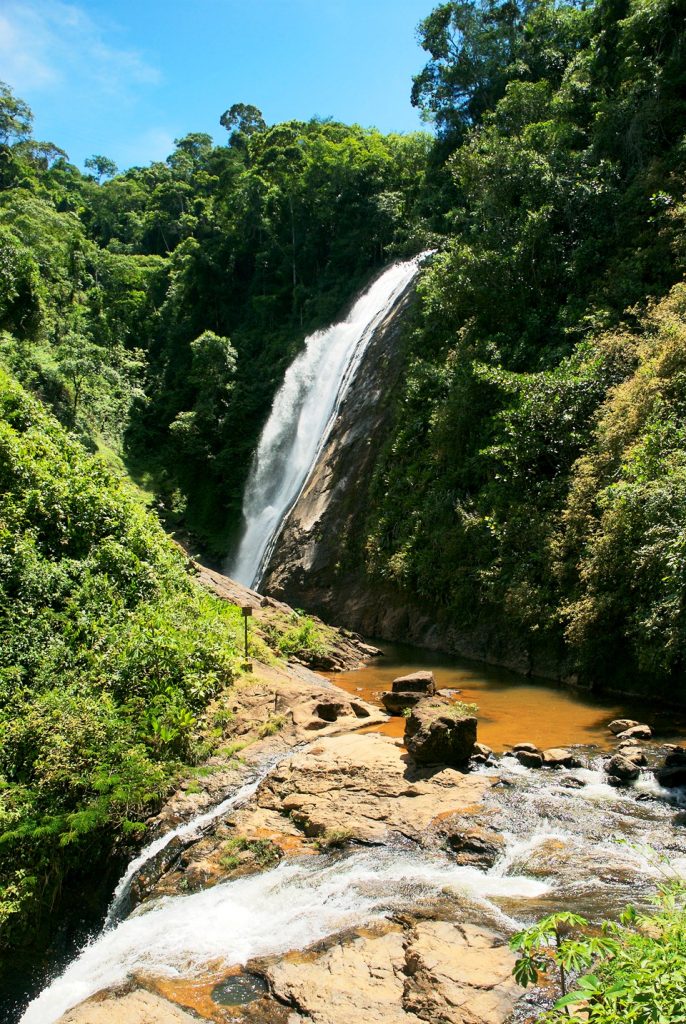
[104,753,289,928]
[21,846,548,1024]
[228,254,429,589]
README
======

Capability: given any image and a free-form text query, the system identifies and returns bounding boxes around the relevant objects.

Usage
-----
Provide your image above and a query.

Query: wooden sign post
[241,606,253,672]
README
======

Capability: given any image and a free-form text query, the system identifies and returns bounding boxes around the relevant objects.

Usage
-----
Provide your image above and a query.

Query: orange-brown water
[330,644,685,751]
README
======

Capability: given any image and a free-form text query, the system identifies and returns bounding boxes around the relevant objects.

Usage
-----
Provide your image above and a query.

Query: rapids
[19,745,686,1024]
[228,253,429,589]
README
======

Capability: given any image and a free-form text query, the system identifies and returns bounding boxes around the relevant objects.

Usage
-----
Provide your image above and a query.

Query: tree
[84,154,118,182]
[0,81,33,145]
[219,103,266,147]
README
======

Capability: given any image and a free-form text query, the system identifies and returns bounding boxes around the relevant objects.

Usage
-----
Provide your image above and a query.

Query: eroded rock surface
[243,731,493,844]
[262,919,520,1024]
[56,988,200,1023]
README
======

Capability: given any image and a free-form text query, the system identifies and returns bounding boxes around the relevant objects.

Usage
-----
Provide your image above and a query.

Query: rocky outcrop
[56,988,200,1023]
[194,561,380,672]
[382,671,436,715]
[405,700,477,767]
[261,918,520,1024]
[244,731,493,845]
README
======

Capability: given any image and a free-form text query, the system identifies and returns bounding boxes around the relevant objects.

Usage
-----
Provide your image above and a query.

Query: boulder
[664,746,686,767]
[444,825,505,868]
[616,724,652,741]
[541,748,582,769]
[608,719,640,735]
[617,746,646,767]
[391,671,436,695]
[512,742,539,753]
[381,690,425,716]
[515,749,543,769]
[471,742,494,764]
[405,700,478,767]
[606,754,640,783]
[655,765,686,788]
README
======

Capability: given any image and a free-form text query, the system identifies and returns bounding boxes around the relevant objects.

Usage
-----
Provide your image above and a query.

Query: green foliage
[0,371,244,948]
[512,884,686,1022]
[363,0,686,698]
[220,835,281,871]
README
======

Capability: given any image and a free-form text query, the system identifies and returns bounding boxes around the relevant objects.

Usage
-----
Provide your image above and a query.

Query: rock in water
[541,748,582,769]
[606,753,641,783]
[405,699,477,766]
[616,724,652,740]
[381,690,425,715]
[515,749,543,769]
[607,718,639,735]
[391,670,436,695]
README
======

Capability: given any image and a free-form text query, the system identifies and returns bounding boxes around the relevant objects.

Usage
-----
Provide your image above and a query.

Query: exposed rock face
[56,988,200,1023]
[405,700,478,767]
[260,275,419,623]
[246,731,493,844]
[261,919,520,1024]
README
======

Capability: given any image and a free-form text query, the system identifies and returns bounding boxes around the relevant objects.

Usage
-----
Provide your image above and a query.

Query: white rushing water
[21,846,548,1024]
[104,755,288,927]
[228,253,430,588]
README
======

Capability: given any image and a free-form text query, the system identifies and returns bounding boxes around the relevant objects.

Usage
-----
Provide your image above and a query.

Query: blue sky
[0,0,434,171]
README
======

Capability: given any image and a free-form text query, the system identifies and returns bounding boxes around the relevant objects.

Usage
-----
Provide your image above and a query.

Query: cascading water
[18,748,686,1024]
[228,253,430,589]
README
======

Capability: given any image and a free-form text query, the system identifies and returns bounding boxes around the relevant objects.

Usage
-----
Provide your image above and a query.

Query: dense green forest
[364,0,686,696]
[1,0,685,961]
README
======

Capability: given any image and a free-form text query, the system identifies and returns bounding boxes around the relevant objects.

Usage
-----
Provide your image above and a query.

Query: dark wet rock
[616,724,652,740]
[542,748,582,769]
[665,746,686,767]
[391,671,436,695]
[471,742,494,764]
[405,699,477,767]
[128,836,190,909]
[606,754,641,783]
[381,690,424,716]
[655,765,686,788]
[515,749,543,769]
[444,825,505,868]
[559,777,586,789]
[608,719,640,735]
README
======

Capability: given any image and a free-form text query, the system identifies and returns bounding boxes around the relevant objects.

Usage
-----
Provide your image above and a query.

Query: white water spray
[228,254,429,588]
[21,846,548,1024]
[104,755,288,927]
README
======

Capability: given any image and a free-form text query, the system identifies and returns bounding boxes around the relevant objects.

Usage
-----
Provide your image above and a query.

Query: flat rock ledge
[56,918,521,1024]
[243,731,494,845]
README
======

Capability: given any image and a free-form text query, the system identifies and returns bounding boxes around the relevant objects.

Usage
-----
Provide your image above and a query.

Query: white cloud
[0,1,161,99]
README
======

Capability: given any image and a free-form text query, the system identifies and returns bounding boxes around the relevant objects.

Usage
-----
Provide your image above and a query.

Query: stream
[16,647,686,1024]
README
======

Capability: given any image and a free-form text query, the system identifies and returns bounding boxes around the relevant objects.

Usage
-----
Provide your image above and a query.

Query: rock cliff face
[260,275,566,678]
[261,276,431,639]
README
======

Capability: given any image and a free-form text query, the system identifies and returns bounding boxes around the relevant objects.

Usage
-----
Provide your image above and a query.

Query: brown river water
[329,642,686,750]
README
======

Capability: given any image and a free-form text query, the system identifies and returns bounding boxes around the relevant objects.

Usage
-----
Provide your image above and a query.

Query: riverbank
[18,572,686,1024]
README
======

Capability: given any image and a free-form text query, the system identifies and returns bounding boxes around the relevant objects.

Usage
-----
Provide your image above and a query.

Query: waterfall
[228,254,429,589]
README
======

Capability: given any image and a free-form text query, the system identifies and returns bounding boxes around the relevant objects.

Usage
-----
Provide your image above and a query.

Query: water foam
[21,847,548,1024]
